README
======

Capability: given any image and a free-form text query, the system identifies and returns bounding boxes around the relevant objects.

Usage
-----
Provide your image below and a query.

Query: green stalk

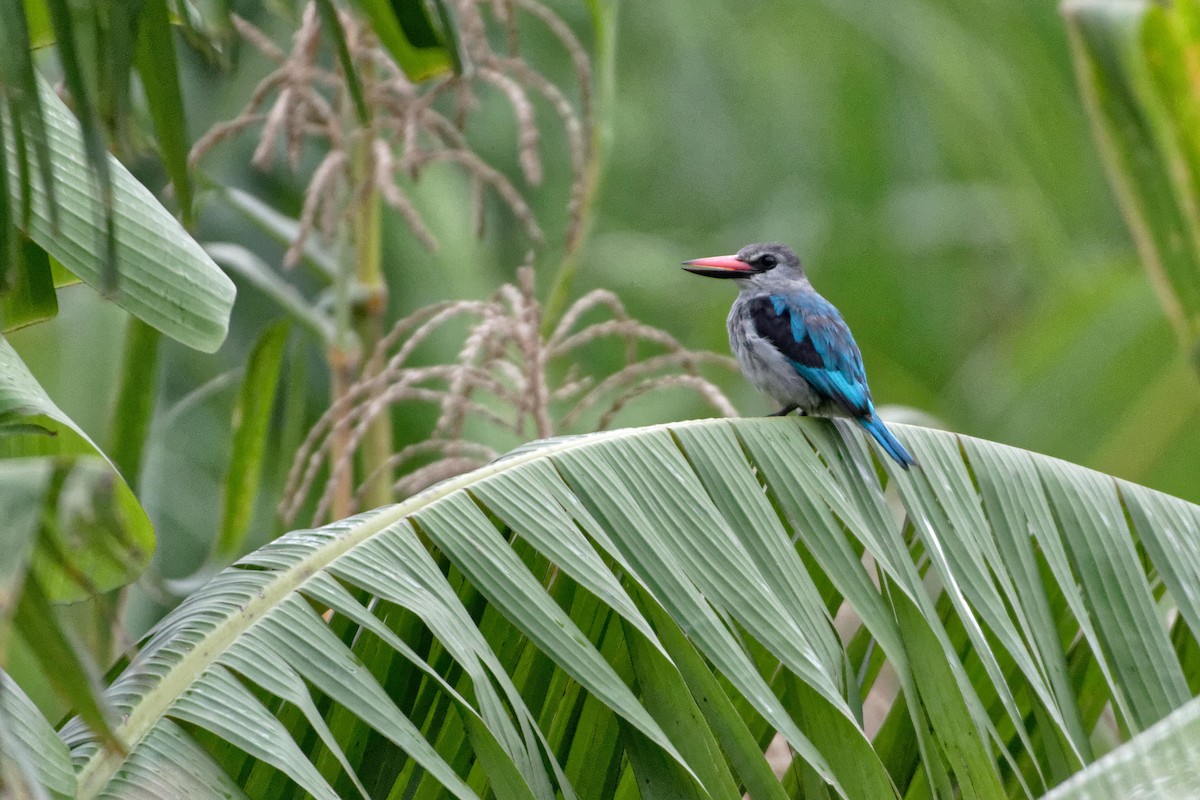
[540,0,619,335]
[327,176,359,522]
[352,181,393,511]
[107,316,161,488]
[327,259,357,521]
[346,49,392,511]
[325,47,394,520]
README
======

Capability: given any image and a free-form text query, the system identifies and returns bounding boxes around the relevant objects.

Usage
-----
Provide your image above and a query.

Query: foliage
[1,0,1200,796]
[2,79,234,348]
[0,0,234,745]
[1065,0,1200,370]
[189,0,608,525]
[1041,696,1200,800]
[48,418,1200,799]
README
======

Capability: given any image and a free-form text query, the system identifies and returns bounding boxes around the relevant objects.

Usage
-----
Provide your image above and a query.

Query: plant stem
[347,48,393,510]
[327,341,357,522]
[540,0,620,334]
[107,317,161,488]
[325,46,395,520]
[352,181,393,511]
[327,192,358,521]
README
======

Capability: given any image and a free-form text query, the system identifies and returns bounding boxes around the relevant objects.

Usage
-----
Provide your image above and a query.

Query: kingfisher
[683,242,916,469]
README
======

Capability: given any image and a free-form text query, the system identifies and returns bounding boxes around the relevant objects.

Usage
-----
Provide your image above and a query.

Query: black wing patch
[746,296,824,368]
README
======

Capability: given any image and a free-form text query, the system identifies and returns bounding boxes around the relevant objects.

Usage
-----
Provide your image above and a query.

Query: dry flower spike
[190,1,739,527]
[190,0,593,265]
[281,265,739,525]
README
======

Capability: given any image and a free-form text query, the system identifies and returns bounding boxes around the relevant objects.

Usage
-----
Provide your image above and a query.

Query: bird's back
[729,286,872,417]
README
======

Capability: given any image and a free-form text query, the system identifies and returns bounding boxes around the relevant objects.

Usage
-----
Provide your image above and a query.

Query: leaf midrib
[73,423,661,797]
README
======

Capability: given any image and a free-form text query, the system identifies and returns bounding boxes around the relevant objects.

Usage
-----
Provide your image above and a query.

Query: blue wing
[748,292,917,469]
[748,293,917,469]
[749,293,873,416]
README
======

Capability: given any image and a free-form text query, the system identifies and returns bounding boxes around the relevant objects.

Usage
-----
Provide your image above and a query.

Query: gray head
[682,242,807,292]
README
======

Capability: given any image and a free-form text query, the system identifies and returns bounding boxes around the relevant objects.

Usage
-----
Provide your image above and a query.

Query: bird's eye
[759,254,778,269]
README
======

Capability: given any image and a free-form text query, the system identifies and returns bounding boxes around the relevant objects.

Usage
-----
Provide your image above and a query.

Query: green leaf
[134,0,194,224]
[0,107,14,294]
[12,575,119,747]
[619,717,711,800]
[314,0,369,124]
[205,242,335,345]
[213,320,289,562]
[0,237,57,331]
[623,615,742,800]
[1040,695,1200,800]
[216,187,338,281]
[891,587,1007,799]
[0,668,75,800]
[170,665,341,800]
[0,459,48,649]
[964,438,1092,772]
[1123,483,1200,645]
[103,3,140,138]
[636,597,791,800]
[21,0,53,49]
[106,317,161,487]
[44,0,113,285]
[5,77,234,352]
[45,418,1200,798]
[95,720,250,800]
[1063,0,1200,367]
[1038,456,1189,731]
[0,335,153,603]
[412,493,692,776]
[0,0,58,230]
[47,255,75,288]
[350,0,452,82]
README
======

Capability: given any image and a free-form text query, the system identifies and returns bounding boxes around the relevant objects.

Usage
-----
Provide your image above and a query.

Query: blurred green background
[618,1,1200,501]
[585,0,1196,501]
[9,0,1195,630]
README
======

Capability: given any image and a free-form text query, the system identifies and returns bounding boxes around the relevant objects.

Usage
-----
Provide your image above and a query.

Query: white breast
[727,298,822,411]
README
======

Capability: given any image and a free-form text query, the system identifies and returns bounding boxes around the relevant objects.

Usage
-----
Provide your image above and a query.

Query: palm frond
[58,418,1200,798]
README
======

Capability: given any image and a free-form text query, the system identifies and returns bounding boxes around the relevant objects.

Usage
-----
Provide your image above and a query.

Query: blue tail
[859,415,917,470]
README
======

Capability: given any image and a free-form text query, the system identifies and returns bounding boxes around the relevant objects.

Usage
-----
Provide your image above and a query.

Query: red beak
[681,254,756,279]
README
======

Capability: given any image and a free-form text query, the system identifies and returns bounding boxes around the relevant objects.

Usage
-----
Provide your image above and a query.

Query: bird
[683,242,916,469]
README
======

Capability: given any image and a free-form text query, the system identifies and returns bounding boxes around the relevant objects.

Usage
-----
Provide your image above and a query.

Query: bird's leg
[769,404,799,417]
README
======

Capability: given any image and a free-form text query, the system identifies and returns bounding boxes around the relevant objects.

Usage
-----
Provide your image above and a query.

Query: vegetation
[3,0,1200,798]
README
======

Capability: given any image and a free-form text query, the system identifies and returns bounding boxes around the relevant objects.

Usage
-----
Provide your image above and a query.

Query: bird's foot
[769,404,799,417]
